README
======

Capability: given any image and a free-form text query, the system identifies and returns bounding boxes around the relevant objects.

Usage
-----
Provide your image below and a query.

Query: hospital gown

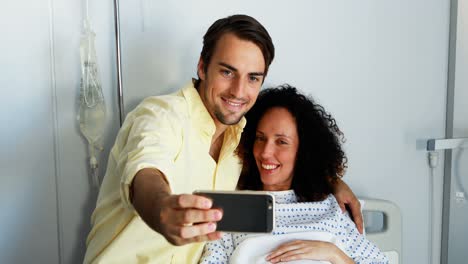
[199,190,388,264]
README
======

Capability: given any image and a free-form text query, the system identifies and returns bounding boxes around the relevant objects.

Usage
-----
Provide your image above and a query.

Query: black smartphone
[194,190,275,233]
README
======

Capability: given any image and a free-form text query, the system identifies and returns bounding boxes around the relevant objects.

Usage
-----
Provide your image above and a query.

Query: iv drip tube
[113,0,125,126]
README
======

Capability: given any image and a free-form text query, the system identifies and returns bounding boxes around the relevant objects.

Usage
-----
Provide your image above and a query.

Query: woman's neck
[262,184,291,192]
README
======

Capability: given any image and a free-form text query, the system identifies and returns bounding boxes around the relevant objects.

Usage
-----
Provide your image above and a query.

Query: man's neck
[209,129,226,162]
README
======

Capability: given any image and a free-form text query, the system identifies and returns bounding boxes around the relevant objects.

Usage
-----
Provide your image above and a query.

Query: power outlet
[455,192,466,204]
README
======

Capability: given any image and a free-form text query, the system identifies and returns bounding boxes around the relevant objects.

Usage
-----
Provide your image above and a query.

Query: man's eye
[249,76,260,82]
[222,70,232,77]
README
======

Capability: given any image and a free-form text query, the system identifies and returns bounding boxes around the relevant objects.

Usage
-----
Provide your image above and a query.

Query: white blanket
[229,231,346,264]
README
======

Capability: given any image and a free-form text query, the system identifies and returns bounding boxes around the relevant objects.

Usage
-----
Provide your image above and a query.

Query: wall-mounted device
[427,138,468,151]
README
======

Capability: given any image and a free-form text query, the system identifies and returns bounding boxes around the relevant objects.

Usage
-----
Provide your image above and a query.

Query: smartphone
[193,190,275,233]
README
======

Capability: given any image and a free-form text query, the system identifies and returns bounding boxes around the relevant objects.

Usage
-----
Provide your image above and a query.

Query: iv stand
[113,0,125,126]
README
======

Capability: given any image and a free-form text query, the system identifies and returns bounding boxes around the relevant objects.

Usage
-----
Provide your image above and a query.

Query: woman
[200,85,388,264]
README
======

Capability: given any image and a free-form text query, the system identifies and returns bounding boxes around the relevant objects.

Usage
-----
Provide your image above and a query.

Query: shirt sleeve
[338,212,389,264]
[118,100,183,210]
[199,233,235,264]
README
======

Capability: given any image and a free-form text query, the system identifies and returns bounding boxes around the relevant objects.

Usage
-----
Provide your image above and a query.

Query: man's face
[198,33,265,127]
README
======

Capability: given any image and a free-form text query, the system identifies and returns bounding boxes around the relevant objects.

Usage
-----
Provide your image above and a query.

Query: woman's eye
[255,135,265,141]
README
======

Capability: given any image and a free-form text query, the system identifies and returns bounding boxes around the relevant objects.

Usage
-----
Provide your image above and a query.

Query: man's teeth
[226,100,242,106]
[262,164,278,170]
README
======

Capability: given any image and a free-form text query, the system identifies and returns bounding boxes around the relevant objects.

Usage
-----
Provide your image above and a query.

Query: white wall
[0,0,455,263]
[0,1,60,263]
[119,1,449,263]
[0,0,118,263]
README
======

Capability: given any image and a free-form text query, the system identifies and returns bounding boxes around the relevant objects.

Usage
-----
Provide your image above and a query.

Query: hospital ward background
[1,0,468,263]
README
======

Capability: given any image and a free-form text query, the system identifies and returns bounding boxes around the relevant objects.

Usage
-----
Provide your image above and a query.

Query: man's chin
[216,112,244,125]
[221,117,243,126]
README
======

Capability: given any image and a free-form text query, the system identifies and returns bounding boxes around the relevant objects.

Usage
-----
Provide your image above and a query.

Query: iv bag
[79,19,106,187]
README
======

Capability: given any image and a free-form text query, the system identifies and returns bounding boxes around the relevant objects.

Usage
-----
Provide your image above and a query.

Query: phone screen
[195,191,275,233]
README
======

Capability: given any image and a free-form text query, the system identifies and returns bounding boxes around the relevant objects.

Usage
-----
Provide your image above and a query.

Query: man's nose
[229,77,247,99]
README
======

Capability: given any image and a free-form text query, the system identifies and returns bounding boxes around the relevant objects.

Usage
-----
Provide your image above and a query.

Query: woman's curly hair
[236,84,348,202]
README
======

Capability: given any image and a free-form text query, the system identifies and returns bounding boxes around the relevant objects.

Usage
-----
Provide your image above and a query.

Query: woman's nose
[260,142,274,157]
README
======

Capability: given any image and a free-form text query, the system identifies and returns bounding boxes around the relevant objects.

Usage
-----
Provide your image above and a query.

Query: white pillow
[230,231,345,264]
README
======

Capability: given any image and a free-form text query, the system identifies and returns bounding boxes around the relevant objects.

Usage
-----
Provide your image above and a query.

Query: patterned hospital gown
[199,190,388,264]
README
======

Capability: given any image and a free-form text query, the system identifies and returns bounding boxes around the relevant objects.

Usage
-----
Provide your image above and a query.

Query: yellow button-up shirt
[84,82,245,264]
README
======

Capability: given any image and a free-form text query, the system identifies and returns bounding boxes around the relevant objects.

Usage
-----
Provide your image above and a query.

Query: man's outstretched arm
[131,168,223,245]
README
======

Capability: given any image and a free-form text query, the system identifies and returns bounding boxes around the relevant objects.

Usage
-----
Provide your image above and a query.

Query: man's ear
[197,58,206,81]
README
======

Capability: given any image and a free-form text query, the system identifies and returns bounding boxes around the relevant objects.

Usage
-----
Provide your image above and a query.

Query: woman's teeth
[261,164,278,170]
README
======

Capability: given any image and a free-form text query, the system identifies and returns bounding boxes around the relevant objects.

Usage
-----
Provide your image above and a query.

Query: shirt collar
[268,190,298,204]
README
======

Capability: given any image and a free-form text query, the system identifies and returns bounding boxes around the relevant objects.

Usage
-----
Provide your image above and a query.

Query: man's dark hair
[194,14,275,88]
[236,84,348,202]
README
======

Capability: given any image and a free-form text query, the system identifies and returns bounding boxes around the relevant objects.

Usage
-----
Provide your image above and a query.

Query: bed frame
[361,198,402,264]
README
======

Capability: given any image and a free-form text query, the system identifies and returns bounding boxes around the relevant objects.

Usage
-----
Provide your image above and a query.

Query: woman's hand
[265,240,354,263]
[333,178,363,234]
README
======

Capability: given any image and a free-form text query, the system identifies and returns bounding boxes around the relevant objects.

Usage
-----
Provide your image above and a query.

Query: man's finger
[169,194,213,209]
[206,231,223,241]
[186,231,223,243]
[338,201,346,213]
[168,230,223,246]
[348,201,364,234]
[163,223,214,246]
[178,222,218,239]
[173,208,222,224]
[355,217,364,234]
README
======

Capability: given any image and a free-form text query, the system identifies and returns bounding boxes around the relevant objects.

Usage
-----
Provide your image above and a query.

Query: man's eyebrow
[249,72,265,77]
[219,62,238,72]
[219,62,265,76]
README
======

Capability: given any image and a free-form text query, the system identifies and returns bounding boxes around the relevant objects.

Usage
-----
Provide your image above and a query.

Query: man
[84,14,362,264]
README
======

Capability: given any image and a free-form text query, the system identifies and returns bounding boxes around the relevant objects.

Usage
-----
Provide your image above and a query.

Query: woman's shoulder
[304,194,338,206]
[277,193,338,210]
[270,190,297,203]
[300,194,342,214]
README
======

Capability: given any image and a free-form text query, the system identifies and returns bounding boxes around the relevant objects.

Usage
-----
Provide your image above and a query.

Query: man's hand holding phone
[132,169,224,246]
[132,170,274,246]
[156,194,224,245]
[194,191,275,233]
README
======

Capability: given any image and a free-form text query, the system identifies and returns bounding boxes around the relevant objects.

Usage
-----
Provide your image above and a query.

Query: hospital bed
[362,198,402,264]
[227,198,402,264]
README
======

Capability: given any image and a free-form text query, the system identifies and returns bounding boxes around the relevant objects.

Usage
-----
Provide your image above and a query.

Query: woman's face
[253,107,299,191]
